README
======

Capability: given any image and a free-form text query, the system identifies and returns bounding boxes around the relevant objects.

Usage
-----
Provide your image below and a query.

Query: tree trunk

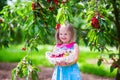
[115,67,120,80]
[115,39,120,78]
[112,0,120,80]
[115,45,120,80]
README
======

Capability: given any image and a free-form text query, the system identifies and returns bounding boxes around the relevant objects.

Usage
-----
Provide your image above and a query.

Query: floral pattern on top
[46,42,76,64]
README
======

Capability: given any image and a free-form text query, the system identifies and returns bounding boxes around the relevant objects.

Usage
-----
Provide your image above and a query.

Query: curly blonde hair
[55,22,76,44]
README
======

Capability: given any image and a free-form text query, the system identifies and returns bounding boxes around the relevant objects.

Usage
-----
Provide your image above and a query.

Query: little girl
[46,22,82,80]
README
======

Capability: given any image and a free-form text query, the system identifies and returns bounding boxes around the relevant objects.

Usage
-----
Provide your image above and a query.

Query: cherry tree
[0,0,120,80]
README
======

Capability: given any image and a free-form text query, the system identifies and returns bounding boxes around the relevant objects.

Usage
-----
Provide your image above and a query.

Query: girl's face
[59,27,71,44]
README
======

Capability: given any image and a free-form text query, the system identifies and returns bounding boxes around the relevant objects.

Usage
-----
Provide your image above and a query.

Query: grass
[0,46,26,62]
[0,44,116,78]
[80,63,116,78]
[78,49,117,78]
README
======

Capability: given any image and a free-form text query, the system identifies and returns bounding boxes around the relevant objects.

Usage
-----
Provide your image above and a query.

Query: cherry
[32,2,35,10]
[22,47,26,51]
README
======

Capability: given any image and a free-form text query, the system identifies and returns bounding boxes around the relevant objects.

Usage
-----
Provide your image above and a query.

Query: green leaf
[110,66,115,73]
[56,8,64,23]
[12,69,16,80]
[32,71,38,80]
[97,59,102,66]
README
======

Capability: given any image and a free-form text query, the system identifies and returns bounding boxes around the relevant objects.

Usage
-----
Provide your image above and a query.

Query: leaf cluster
[12,56,39,80]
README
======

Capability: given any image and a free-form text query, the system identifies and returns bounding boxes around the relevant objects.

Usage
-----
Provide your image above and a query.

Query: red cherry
[112,62,119,68]
[49,6,54,11]
[112,64,118,68]
[0,18,3,23]
[53,0,58,5]
[57,54,60,57]
[91,17,99,29]
[61,53,64,56]
[22,48,26,51]
[47,0,51,3]
[32,2,35,10]
[51,54,56,58]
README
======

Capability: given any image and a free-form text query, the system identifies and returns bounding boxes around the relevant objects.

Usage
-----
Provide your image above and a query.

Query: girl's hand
[55,62,60,66]
[55,61,69,66]
[60,61,68,66]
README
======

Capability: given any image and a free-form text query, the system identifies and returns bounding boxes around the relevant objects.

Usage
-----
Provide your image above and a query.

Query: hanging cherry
[112,62,119,68]
[0,18,3,23]
[22,47,26,51]
[91,16,99,29]
[32,2,35,10]
[53,0,58,5]
[91,0,100,29]
[47,0,51,3]
[49,6,55,11]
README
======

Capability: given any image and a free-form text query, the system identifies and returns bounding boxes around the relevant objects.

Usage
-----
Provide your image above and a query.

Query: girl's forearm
[67,57,78,66]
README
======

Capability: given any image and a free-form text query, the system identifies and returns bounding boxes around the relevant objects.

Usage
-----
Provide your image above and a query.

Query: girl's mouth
[62,38,66,40]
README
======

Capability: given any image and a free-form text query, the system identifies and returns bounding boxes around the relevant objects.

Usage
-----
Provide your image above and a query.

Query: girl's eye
[64,33,67,35]
[59,33,68,35]
[59,33,62,35]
